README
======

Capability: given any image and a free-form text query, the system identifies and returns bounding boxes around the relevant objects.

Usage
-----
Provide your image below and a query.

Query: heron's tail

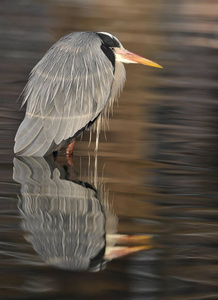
[14,115,57,156]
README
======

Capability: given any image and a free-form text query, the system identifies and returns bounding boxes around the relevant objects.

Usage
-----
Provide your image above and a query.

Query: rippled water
[1,0,218,299]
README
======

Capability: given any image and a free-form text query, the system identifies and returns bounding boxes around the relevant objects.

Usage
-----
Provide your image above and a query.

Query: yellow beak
[114,48,163,68]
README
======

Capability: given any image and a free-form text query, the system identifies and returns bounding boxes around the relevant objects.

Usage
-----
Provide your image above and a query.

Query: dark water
[1,0,218,299]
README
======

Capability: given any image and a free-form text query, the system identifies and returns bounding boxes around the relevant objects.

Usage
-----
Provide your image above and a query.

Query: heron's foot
[66,140,75,156]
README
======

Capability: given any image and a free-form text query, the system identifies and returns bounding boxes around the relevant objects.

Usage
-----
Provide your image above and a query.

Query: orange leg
[66,140,75,169]
[66,140,75,156]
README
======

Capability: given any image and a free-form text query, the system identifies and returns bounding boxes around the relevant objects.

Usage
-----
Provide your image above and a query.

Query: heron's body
[14,31,161,157]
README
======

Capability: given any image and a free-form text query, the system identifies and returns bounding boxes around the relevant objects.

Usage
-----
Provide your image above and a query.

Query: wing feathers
[14,116,43,153]
[14,32,120,156]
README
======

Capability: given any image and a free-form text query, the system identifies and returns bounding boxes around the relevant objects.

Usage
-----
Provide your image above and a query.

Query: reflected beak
[106,234,152,245]
[114,48,162,68]
[104,245,152,260]
[104,234,153,260]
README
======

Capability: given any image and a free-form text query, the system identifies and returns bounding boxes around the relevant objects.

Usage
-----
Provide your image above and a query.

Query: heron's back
[14,31,126,156]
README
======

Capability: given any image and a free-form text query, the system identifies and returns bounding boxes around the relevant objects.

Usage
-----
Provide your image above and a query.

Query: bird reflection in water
[13,156,152,272]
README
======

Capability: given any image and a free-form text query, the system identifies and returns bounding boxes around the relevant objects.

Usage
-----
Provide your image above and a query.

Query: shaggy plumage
[14,31,126,156]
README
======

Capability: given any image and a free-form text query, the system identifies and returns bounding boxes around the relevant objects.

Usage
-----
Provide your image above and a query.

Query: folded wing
[14,32,114,156]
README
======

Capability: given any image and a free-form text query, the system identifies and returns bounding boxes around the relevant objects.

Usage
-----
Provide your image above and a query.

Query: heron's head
[96,32,162,68]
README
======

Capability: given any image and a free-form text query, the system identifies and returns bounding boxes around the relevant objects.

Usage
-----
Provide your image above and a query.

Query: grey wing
[14,36,114,156]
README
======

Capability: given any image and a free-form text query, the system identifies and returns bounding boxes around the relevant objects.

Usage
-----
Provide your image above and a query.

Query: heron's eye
[111,47,115,51]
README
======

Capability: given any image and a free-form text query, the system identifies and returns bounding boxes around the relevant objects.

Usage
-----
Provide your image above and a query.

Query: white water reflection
[13,156,152,272]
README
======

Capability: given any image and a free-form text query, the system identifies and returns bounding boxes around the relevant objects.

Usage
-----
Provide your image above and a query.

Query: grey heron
[14,31,162,156]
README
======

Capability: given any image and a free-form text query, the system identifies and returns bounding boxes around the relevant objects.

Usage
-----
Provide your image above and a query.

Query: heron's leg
[66,140,75,155]
[66,156,74,175]
[66,149,74,177]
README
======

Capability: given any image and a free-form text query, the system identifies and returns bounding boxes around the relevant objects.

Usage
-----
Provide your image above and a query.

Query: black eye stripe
[96,33,120,48]
[100,44,115,70]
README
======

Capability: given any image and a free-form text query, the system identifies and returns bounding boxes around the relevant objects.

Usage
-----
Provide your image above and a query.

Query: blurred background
[0,0,218,299]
